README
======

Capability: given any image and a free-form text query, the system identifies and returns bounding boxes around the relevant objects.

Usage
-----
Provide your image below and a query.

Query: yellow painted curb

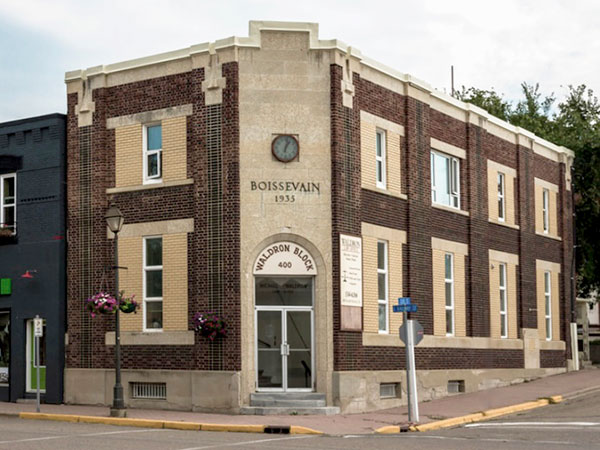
[413,412,485,432]
[545,395,563,404]
[78,415,164,428]
[482,400,548,419]
[20,412,80,423]
[200,424,265,433]
[375,425,400,434]
[290,425,323,435]
[163,421,202,431]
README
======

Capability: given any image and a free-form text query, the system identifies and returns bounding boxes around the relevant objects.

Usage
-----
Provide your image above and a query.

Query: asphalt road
[1,389,599,449]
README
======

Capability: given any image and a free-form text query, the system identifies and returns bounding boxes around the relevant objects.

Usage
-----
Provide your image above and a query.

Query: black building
[0,114,66,403]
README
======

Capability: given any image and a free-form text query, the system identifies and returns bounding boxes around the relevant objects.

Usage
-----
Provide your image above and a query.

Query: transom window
[431,151,460,209]
[497,172,505,222]
[376,129,386,189]
[144,124,162,183]
[377,241,388,333]
[144,237,163,331]
[0,173,16,234]
[444,253,454,336]
[544,271,552,340]
[542,188,549,234]
[499,263,507,338]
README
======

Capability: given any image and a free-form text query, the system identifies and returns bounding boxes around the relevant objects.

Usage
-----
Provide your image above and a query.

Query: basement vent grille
[447,380,465,394]
[380,383,400,399]
[130,382,167,400]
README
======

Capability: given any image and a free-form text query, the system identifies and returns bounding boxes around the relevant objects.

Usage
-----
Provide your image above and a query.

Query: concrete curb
[376,395,563,434]
[19,413,323,435]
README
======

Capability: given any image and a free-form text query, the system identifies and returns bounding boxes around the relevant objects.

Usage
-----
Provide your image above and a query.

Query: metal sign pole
[406,317,419,422]
[403,311,413,422]
[36,334,40,413]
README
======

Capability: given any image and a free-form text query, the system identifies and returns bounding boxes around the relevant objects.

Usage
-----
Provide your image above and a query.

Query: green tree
[456,83,600,299]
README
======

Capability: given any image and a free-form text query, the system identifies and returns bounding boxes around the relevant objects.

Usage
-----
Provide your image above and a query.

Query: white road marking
[465,421,600,428]
[0,428,165,445]
[403,435,576,446]
[177,435,316,450]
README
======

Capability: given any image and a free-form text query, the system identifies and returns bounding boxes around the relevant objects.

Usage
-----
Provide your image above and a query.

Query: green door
[27,320,46,392]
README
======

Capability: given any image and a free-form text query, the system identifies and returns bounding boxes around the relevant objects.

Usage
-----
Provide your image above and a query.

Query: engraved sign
[340,234,362,307]
[254,242,317,276]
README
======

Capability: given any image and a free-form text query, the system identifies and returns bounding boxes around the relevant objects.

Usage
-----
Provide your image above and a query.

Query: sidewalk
[2,368,599,435]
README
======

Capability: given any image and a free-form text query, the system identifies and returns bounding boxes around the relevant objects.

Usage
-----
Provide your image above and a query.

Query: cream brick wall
[536,269,560,341]
[115,124,143,188]
[117,232,188,332]
[362,234,403,335]
[432,248,466,337]
[360,120,402,197]
[118,236,143,332]
[162,116,187,182]
[489,261,518,339]
[163,233,188,331]
[487,167,516,226]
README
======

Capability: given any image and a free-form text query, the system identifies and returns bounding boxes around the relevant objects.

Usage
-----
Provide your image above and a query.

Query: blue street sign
[397,297,411,306]
[393,297,417,313]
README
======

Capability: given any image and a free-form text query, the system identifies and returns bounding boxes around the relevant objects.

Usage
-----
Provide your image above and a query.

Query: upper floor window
[431,151,460,209]
[376,129,386,189]
[144,236,163,331]
[497,172,505,222]
[444,253,454,336]
[144,124,162,183]
[377,240,388,333]
[542,188,549,234]
[0,174,16,234]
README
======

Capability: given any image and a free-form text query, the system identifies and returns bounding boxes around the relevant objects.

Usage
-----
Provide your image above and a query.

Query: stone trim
[539,340,566,350]
[432,203,470,217]
[489,249,520,266]
[361,222,407,243]
[362,333,523,349]
[106,104,194,129]
[107,178,194,194]
[488,218,520,230]
[105,331,194,346]
[107,218,194,239]
[535,259,562,273]
[534,177,559,193]
[535,231,562,241]
[431,237,468,255]
[488,160,517,178]
[431,137,466,159]
[360,110,405,136]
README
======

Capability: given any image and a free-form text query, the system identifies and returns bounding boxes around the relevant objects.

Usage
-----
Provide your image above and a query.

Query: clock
[272,134,299,163]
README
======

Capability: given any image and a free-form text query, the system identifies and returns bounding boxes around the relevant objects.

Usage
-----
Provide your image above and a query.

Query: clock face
[272,135,299,163]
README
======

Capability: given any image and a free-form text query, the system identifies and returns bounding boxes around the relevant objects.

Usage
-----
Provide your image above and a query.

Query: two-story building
[0,114,67,404]
[64,21,574,413]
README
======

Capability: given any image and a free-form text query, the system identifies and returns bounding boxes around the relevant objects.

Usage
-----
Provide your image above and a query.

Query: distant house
[0,114,66,403]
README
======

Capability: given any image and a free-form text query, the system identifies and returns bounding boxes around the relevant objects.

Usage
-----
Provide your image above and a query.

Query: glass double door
[256,308,313,391]
[255,276,314,391]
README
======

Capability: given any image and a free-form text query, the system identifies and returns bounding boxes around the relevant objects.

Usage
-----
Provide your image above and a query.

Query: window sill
[535,231,562,242]
[363,185,407,200]
[105,330,194,346]
[362,332,524,349]
[432,203,469,216]
[107,178,194,194]
[539,339,566,350]
[488,219,520,230]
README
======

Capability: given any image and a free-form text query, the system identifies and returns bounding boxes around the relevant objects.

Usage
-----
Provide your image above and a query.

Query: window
[444,253,454,336]
[377,241,388,333]
[431,151,459,208]
[542,188,549,234]
[376,129,386,188]
[499,263,507,338]
[144,237,163,331]
[544,271,552,340]
[144,124,162,182]
[0,173,16,233]
[497,172,505,222]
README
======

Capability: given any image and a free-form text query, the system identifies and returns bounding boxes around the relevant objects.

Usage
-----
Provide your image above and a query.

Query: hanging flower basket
[85,292,118,318]
[193,312,226,341]
[118,291,139,314]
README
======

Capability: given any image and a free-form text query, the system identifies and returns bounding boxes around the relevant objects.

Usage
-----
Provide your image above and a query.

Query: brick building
[64,21,575,413]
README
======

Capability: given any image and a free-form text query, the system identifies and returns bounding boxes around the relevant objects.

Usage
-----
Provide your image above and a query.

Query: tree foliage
[456,83,600,299]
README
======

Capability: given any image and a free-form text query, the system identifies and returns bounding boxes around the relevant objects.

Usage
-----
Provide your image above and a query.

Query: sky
[1,0,599,122]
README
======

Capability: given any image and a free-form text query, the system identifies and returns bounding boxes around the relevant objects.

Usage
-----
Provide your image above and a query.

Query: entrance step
[241,393,340,415]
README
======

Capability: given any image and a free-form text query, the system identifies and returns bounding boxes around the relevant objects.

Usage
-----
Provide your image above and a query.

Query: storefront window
[0,313,9,386]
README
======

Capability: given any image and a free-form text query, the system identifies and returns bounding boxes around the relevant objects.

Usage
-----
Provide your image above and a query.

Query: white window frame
[497,172,505,222]
[143,236,163,332]
[143,123,162,184]
[0,173,16,234]
[444,253,455,336]
[376,129,386,189]
[542,188,549,234]
[499,263,508,339]
[377,240,389,334]
[431,150,460,209]
[544,271,552,341]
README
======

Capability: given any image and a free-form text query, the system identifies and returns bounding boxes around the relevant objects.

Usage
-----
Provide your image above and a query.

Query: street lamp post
[105,203,125,417]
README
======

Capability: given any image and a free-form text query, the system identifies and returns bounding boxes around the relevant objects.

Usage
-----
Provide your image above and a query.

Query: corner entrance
[253,242,317,392]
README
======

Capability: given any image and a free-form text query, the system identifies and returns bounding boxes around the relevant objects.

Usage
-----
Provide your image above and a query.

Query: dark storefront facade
[0,114,66,403]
